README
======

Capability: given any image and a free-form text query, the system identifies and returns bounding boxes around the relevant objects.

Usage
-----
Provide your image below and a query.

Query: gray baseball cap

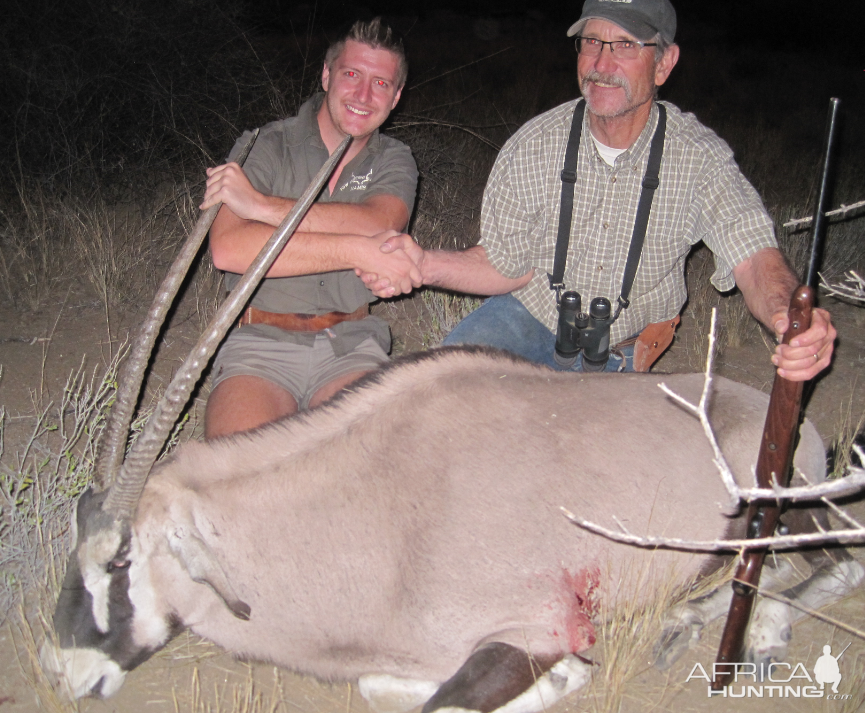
[567,0,677,43]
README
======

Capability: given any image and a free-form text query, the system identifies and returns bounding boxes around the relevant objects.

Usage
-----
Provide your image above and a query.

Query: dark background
[1,0,861,289]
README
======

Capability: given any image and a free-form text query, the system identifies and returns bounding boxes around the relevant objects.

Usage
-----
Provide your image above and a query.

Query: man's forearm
[733,247,799,333]
[209,206,421,293]
[251,194,408,236]
[422,246,533,295]
[210,212,369,277]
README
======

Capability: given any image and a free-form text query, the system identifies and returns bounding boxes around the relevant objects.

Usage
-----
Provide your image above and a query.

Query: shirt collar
[583,101,660,169]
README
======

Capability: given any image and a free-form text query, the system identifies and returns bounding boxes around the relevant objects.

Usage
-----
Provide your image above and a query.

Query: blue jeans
[442,294,634,372]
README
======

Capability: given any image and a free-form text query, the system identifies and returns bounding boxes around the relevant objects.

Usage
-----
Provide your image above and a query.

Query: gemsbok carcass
[42,135,864,710]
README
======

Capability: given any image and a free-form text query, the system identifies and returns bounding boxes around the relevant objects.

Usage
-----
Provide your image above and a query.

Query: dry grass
[579,560,731,713]
[681,247,728,371]
[832,650,865,713]
[420,290,482,345]
[10,602,77,713]
[376,289,482,353]
[829,396,865,480]
[0,355,120,617]
[179,664,285,713]
[1,175,220,316]
[0,183,71,310]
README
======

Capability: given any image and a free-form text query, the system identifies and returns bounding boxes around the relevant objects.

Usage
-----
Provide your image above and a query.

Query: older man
[368,0,834,380]
[201,18,420,439]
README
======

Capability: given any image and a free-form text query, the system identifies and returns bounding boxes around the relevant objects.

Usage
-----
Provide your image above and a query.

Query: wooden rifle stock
[711,286,813,689]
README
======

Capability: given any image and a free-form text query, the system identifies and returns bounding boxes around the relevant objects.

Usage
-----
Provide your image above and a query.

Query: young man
[365,0,834,381]
[201,18,420,439]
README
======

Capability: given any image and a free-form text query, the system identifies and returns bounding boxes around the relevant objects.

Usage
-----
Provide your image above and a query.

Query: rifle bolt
[733,580,755,596]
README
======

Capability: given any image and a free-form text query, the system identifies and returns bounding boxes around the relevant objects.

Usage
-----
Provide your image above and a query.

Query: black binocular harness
[548,100,667,323]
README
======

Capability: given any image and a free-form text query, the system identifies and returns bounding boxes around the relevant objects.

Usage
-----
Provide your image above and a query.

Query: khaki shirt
[480,100,777,344]
[223,94,418,349]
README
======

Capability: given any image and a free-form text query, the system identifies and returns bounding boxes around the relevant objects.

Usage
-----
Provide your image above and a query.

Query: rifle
[711,97,842,690]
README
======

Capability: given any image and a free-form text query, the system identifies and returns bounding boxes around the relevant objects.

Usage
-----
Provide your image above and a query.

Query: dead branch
[660,310,865,506]
[658,309,741,514]
[820,270,865,303]
[783,199,865,228]
[561,503,865,552]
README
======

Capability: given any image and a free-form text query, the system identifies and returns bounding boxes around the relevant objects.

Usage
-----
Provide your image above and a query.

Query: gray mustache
[581,70,629,93]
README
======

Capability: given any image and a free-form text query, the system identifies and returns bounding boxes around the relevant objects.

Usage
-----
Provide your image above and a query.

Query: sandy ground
[1,280,863,713]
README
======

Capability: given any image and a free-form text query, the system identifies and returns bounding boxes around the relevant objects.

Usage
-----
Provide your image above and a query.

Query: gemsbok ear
[167,525,251,620]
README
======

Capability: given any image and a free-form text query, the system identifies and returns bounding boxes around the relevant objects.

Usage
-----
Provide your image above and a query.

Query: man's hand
[770,307,835,381]
[201,162,284,224]
[360,241,534,298]
[355,231,423,298]
[733,247,836,382]
[357,233,425,297]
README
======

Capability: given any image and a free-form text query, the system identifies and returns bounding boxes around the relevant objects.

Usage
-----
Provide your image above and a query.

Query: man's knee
[308,370,371,409]
[205,375,298,440]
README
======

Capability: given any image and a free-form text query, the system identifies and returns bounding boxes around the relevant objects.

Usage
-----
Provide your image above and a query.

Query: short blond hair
[325,18,408,89]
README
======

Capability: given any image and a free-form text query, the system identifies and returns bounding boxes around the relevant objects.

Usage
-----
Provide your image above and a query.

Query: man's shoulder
[226,113,300,163]
[497,100,579,161]
[659,101,735,161]
[252,95,323,151]
[254,112,309,149]
[512,100,579,143]
[374,131,415,161]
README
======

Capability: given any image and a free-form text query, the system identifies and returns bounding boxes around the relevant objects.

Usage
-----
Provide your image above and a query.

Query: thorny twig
[565,308,865,552]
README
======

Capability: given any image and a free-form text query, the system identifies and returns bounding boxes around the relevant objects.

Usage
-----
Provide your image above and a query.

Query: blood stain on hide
[553,567,599,652]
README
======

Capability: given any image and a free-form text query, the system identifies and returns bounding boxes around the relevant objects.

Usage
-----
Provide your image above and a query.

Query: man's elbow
[209,239,240,273]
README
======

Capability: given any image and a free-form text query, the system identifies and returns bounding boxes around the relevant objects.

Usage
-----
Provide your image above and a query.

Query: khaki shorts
[211,330,389,410]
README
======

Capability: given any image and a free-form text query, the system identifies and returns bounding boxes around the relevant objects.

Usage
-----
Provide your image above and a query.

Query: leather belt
[237,304,369,332]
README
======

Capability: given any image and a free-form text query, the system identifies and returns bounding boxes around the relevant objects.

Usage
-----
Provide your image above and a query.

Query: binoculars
[554,290,614,371]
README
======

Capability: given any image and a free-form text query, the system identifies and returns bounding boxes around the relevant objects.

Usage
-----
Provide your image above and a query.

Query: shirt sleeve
[363,140,419,216]
[478,145,537,280]
[692,141,777,292]
[226,128,286,196]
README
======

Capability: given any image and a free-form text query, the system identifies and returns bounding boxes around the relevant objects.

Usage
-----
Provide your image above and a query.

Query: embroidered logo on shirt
[344,169,373,191]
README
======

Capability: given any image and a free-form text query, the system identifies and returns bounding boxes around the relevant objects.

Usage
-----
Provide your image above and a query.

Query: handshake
[355,230,427,299]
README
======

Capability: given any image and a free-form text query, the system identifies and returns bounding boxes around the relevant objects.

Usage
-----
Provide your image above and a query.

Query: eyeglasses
[574,36,657,60]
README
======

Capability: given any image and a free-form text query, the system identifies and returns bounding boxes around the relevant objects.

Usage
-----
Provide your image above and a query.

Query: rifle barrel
[806,97,842,288]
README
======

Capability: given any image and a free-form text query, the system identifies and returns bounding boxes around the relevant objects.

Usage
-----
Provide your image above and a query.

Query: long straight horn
[94,130,260,491]
[102,135,353,520]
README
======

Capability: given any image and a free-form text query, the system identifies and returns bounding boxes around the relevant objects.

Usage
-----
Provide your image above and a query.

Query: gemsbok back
[42,137,863,711]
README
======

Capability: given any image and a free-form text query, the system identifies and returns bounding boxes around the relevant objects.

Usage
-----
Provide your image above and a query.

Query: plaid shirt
[479,100,776,344]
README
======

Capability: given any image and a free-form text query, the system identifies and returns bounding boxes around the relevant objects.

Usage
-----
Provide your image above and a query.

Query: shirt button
[611,176,617,184]
[319,280,325,286]
[603,222,609,229]
[597,265,604,271]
